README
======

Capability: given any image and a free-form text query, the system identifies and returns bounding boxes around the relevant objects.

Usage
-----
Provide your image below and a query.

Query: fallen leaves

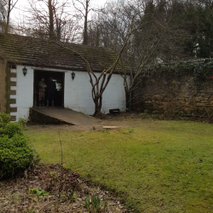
[0,164,131,213]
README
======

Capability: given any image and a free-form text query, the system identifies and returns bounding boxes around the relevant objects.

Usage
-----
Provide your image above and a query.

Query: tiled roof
[0,33,120,71]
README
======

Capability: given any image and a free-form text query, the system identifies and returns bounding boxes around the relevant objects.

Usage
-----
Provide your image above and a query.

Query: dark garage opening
[34,70,64,107]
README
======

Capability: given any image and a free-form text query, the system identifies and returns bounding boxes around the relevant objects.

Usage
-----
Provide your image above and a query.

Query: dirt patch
[0,165,132,213]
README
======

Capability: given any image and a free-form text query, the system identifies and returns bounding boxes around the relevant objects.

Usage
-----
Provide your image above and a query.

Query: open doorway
[34,70,65,107]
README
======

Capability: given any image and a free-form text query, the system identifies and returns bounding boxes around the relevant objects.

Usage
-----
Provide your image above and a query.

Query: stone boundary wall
[132,71,213,117]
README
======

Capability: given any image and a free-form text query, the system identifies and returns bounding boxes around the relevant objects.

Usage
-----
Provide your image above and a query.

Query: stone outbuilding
[0,33,127,121]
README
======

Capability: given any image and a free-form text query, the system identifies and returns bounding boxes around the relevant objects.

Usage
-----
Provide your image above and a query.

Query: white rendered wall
[12,67,128,120]
[102,74,127,114]
[10,65,34,121]
[64,71,127,115]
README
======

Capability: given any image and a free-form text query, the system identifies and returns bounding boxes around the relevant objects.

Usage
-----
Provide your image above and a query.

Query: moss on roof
[0,33,121,71]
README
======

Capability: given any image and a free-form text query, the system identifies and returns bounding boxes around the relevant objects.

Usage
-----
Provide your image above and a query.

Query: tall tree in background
[82,0,89,45]
[88,1,136,50]
[87,0,165,109]
[87,0,194,110]
[72,0,92,45]
[0,0,6,32]
[0,0,18,33]
[48,0,54,39]
[25,0,78,41]
[183,0,213,58]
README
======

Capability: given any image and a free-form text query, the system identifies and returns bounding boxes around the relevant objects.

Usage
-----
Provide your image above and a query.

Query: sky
[14,0,108,9]
[13,0,108,15]
[11,0,110,24]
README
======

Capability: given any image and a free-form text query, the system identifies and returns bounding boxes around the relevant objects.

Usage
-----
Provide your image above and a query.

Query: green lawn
[25,120,213,212]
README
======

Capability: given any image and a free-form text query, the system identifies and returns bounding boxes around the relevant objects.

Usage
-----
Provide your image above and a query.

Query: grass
[25,120,213,212]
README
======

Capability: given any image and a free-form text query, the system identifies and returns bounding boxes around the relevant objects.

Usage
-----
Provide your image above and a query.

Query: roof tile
[0,33,121,71]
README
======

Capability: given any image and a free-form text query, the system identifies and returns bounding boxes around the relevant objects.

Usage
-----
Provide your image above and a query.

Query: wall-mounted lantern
[22,66,27,76]
[71,71,75,80]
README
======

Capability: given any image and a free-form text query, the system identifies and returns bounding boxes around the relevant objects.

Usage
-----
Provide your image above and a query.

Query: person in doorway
[47,77,56,106]
[38,78,47,106]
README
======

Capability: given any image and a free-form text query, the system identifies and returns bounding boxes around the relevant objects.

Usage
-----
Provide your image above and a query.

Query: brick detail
[9,72,17,78]
[9,90,16,95]
[0,60,6,112]
[9,107,17,112]
[6,67,18,118]
[10,81,17,87]
[9,99,16,104]
[10,116,16,121]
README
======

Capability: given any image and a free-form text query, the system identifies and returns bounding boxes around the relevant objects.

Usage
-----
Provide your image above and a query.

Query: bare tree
[24,0,76,41]
[81,37,130,116]
[0,0,6,32]
[48,0,54,39]
[0,0,18,33]
[88,0,193,110]
[55,35,130,116]
[72,0,92,45]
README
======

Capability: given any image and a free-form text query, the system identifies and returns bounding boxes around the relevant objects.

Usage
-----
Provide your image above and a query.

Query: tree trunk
[56,18,61,40]
[5,0,11,33]
[125,90,131,112]
[93,96,102,116]
[95,26,100,47]
[48,0,55,39]
[83,0,89,45]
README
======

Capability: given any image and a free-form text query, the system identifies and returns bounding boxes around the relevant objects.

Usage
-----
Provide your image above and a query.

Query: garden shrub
[0,122,23,138]
[0,113,35,178]
[0,113,10,124]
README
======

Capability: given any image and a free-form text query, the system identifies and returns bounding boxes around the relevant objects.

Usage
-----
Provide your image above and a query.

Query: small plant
[91,195,101,212]
[50,172,56,176]
[29,188,49,197]
[18,117,28,130]
[85,196,90,209]
[70,192,77,202]
[151,114,159,119]
[140,110,149,119]
[27,210,35,213]
[130,114,135,118]
[129,128,134,133]
[102,197,108,212]
[85,194,108,212]
[102,129,110,133]
[180,116,189,121]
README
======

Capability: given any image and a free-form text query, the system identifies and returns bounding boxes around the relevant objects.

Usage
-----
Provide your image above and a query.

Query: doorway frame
[33,69,65,107]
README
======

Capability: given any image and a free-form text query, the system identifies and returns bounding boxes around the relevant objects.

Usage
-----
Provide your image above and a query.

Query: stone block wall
[0,59,6,112]
[132,71,213,117]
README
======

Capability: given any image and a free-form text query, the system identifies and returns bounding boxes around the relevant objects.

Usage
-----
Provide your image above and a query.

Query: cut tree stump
[102,126,119,130]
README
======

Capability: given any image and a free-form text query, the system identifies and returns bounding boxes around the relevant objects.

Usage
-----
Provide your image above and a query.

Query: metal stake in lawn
[58,131,63,166]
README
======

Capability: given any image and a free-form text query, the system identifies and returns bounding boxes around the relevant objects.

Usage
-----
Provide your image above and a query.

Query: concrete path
[32,107,101,125]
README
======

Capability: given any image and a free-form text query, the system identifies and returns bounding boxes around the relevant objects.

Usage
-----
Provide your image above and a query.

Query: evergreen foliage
[0,113,34,178]
[143,59,213,82]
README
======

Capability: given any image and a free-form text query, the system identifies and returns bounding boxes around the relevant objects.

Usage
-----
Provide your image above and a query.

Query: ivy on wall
[142,59,213,81]
[141,59,213,91]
